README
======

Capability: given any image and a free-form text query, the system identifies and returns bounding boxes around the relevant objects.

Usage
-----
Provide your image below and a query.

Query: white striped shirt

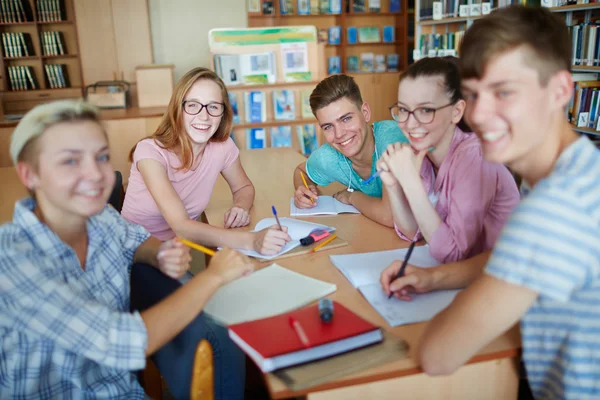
[486,136,600,400]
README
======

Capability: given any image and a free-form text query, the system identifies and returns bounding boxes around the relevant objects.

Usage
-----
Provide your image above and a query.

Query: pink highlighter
[300,229,330,246]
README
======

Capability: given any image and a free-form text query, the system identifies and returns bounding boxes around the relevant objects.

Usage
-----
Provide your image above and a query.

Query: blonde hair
[11,100,100,166]
[129,67,233,171]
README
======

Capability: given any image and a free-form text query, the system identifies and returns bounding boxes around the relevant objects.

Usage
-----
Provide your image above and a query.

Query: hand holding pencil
[294,171,318,209]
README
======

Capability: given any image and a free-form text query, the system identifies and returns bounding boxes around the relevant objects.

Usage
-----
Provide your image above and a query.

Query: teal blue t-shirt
[305,120,408,198]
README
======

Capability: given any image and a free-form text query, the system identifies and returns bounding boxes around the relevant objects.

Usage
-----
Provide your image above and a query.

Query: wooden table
[204,148,521,400]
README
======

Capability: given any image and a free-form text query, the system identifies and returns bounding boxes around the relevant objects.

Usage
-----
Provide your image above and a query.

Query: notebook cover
[229,301,379,358]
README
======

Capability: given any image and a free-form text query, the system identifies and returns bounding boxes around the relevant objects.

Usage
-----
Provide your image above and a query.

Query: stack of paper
[330,246,461,326]
[205,264,336,325]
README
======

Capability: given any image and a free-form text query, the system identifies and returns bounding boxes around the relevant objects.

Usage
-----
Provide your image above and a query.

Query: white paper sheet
[289,196,360,217]
[205,264,336,325]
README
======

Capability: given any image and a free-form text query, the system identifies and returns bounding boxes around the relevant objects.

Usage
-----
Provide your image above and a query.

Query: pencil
[178,238,216,256]
[388,241,416,299]
[300,171,315,204]
[310,233,338,253]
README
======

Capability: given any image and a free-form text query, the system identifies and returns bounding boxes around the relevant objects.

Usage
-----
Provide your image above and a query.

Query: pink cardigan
[395,127,519,263]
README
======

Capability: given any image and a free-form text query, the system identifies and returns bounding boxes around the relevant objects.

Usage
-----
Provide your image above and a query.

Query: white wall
[148,0,247,81]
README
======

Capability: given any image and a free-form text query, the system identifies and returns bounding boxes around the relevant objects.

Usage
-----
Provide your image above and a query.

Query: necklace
[342,124,378,192]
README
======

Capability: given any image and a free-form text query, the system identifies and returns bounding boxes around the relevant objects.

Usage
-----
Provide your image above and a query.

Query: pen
[300,171,316,204]
[178,238,216,256]
[388,241,416,299]
[362,170,382,186]
[271,205,283,231]
[309,233,338,253]
[289,316,311,348]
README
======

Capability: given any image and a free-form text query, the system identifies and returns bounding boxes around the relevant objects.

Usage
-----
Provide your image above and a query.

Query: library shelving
[0,0,84,115]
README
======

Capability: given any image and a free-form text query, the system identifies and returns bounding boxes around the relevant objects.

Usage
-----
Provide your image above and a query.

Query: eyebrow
[184,97,221,103]
[57,146,109,155]
[398,101,436,107]
[462,79,518,92]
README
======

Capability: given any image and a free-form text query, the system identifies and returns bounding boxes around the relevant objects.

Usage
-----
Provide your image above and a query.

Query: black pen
[388,241,416,299]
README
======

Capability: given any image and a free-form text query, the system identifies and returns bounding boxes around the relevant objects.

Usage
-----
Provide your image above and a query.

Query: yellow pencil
[178,238,216,256]
[300,171,315,204]
[310,234,338,254]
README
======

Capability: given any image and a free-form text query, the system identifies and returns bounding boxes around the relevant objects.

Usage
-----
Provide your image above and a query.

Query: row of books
[241,125,319,155]
[6,63,69,90]
[320,26,396,45]
[569,23,600,67]
[40,30,66,56]
[0,0,30,23]
[414,32,463,60]
[341,53,399,73]
[569,77,600,131]
[229,89,313,124]
[36,0,65,22]
[253,0,401,15]
[1,32,33,58]
[419,0,536,21]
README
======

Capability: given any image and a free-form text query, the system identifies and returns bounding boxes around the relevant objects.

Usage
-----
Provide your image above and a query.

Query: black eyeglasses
[388,102,455,124]
[182,100,225,117]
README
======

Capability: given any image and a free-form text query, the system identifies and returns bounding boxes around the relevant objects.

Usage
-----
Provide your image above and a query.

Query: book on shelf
[263,1,274,14]
[0,0,32,23]
[248,0,261,12]
[2,32,34,58]
[281,42,311,82]
[310,0,320,13]
[353,0,366,12]
[37,0,66,22]
[387,53,399,71]
[319,0,329,13]
[228,300,382,373]
[45,63,69,89]
[298,0,311,14]
[328,26,341,45]
[328,56,341,74]
[317,29,328,44]
[271,126,293,148]
[369,0,381,12]
[41,31,67,56]
[7,65,37,91]
[246,128,267,149]
[244,91,267,123]
[360,52,375,72]
[300,89,313,118]
[389,0,401,12]
[240,52,276,84]
[214,54,242,86]
[297,124,318,155]
[347,27,358,44]
[329,0,342,14]
[374,54,386,72]
[383,26,395,43]
[358,27,381,44]
[569,24,600,67]
[347,55,359,72]
[273,89,296,121]
[570,81,600,129]
[280,0,294,14]
[228,92,240,124]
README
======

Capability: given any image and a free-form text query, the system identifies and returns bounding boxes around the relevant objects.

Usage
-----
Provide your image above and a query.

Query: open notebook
[235,217,335,260]
[330,245,461,327]
[204,264,336,325]
[290,196,360,217]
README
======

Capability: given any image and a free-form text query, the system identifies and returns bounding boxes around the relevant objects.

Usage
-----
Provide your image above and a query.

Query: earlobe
[15,162,38,191]
[362,102,371,123]
[553,71,573,110]
[452,100,466,124]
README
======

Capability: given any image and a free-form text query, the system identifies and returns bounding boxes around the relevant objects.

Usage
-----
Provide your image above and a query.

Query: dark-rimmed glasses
[388,102,454,124]
[182,100,225,117]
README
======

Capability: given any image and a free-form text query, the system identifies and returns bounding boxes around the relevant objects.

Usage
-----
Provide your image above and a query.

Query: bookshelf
[0,0,83,115]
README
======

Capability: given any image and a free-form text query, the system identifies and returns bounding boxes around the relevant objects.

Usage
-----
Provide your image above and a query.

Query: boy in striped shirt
[417,6,600,400]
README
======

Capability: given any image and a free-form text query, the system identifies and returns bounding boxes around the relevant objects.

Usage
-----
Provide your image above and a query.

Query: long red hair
[129,67,233,171]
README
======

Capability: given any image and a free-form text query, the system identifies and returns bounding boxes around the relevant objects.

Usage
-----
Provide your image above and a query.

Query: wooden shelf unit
[249,0,410,74]
[0,0,84,114]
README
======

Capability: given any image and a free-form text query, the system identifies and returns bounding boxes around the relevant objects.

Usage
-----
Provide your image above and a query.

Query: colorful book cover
[387,53,399,71]
[297,124,318,155]
[310,0,320,13]
[273,89,296,120]
[228,92,240,124]
[319,0,329,13]
[328,56,341,74]
[389,0,401,12]
[271,126,293,148]
[375,54,386,72]
[300,89,313,118]
[298,0,310,14]
[353,0,365,12]
[246,128,266,149]
[347,55,359,72]
[330,0,342,13]
[358,27,381,43]
[360,52,375,72]
[347,27,358,44]
[369,0,381,12]
[244,91,266,123]
[328,26,341,45]
[383,26,395,43]
[318,28,328,43]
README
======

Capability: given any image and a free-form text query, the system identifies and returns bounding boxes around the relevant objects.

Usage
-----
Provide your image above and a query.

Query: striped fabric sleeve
[102,206,151,264]
[485,187,600,303]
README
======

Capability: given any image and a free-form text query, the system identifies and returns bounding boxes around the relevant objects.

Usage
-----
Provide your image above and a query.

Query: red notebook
[228,301,383,372]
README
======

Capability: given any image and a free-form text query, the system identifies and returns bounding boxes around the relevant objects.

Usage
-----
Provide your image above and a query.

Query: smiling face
[315,97,371,158]
[397,75,464,152]
[20,120,115,221]
[181,79,224,145]
[461,47,570,168]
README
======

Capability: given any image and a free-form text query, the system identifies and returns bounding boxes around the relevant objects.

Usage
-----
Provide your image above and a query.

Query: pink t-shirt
[395,127,520,263]
[121,138,239,241]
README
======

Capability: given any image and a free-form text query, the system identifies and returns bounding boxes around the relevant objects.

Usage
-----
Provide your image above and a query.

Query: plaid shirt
[0,198,151,399]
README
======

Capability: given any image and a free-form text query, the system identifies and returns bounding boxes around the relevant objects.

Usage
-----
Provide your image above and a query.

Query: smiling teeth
[80,190,101,196]
[192,124,210,130]
[341,138,352,145]
[482,132,506,142]
[410,132,427,139]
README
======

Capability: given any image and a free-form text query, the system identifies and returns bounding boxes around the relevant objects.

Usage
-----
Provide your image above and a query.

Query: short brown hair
[460,5,570,86]
[129,67,233,171]
[309,74,363,115]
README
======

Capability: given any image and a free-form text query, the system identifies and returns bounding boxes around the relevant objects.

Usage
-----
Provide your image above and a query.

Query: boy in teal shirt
[293,74,408,227]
